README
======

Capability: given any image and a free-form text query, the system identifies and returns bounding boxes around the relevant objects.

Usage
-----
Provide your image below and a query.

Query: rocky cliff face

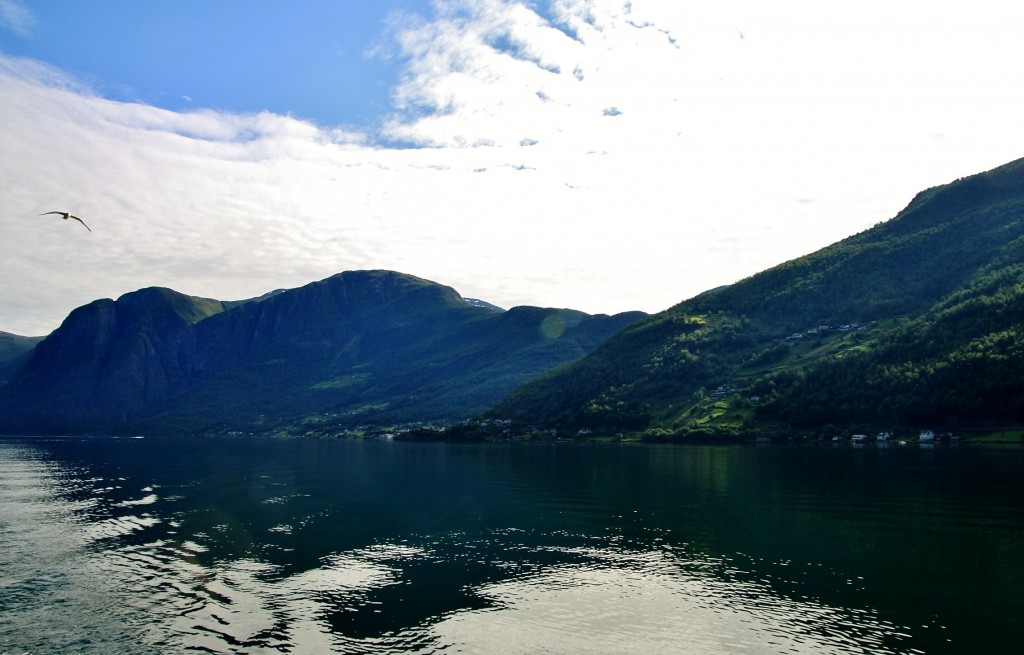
[10,288,226,428]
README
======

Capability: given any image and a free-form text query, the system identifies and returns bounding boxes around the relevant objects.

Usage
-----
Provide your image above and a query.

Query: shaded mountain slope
[5,288,229,428]
[491,157,1024,436]
[0,331,43,384]
[0,270,643,434]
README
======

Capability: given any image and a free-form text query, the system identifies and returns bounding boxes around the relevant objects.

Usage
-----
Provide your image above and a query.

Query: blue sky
[1,0,419,126]
[2,0,1024,335]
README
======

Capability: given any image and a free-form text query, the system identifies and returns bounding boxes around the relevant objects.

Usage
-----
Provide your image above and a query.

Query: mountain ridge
[0,270,644,435]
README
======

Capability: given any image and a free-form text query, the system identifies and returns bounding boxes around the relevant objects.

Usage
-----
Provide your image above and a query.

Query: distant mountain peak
[463,298,505,312]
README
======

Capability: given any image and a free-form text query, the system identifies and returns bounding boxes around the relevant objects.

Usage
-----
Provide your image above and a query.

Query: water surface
[1,436,1021,654]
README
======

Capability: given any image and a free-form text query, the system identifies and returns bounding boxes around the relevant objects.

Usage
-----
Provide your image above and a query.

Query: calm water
[0,436,1021,654]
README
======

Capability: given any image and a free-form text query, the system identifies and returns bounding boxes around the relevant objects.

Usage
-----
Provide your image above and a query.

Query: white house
[919,429,936,442]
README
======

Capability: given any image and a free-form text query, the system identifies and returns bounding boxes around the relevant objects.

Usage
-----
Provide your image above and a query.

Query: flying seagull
[39,211,92,232]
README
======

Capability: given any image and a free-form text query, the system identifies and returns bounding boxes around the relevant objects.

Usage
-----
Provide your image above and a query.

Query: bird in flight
[39,211,92,232]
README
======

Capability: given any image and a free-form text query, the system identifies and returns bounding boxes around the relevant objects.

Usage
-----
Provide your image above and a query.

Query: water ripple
[2,437,1020,654]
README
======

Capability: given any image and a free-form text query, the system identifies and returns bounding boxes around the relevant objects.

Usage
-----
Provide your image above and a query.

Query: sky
[2,0,1024,336]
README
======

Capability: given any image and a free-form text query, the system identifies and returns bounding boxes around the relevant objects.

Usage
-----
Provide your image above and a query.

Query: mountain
[0,331,43,384]
[491,157,1024,438]
[0,270,644,435]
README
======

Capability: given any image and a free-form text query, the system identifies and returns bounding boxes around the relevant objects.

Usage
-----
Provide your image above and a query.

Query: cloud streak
[2,0,1024,336]
[0,0,34,37]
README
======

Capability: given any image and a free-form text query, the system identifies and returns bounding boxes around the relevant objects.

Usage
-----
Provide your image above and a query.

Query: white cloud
[2,0,1024,336]
[0,0,34,37]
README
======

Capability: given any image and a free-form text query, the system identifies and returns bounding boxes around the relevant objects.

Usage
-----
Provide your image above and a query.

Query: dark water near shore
[1,436,1021,654]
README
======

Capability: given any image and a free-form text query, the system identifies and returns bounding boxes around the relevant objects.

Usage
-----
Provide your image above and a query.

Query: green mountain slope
[490,157,1024,438]
[0,270,643,435]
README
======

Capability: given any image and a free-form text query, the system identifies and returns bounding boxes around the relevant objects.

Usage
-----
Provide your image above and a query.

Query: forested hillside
[490,158,1024,438]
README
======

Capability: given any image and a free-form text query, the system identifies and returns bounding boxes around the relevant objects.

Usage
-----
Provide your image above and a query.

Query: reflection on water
[0,436,1021,654]
[432,544,912,655]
